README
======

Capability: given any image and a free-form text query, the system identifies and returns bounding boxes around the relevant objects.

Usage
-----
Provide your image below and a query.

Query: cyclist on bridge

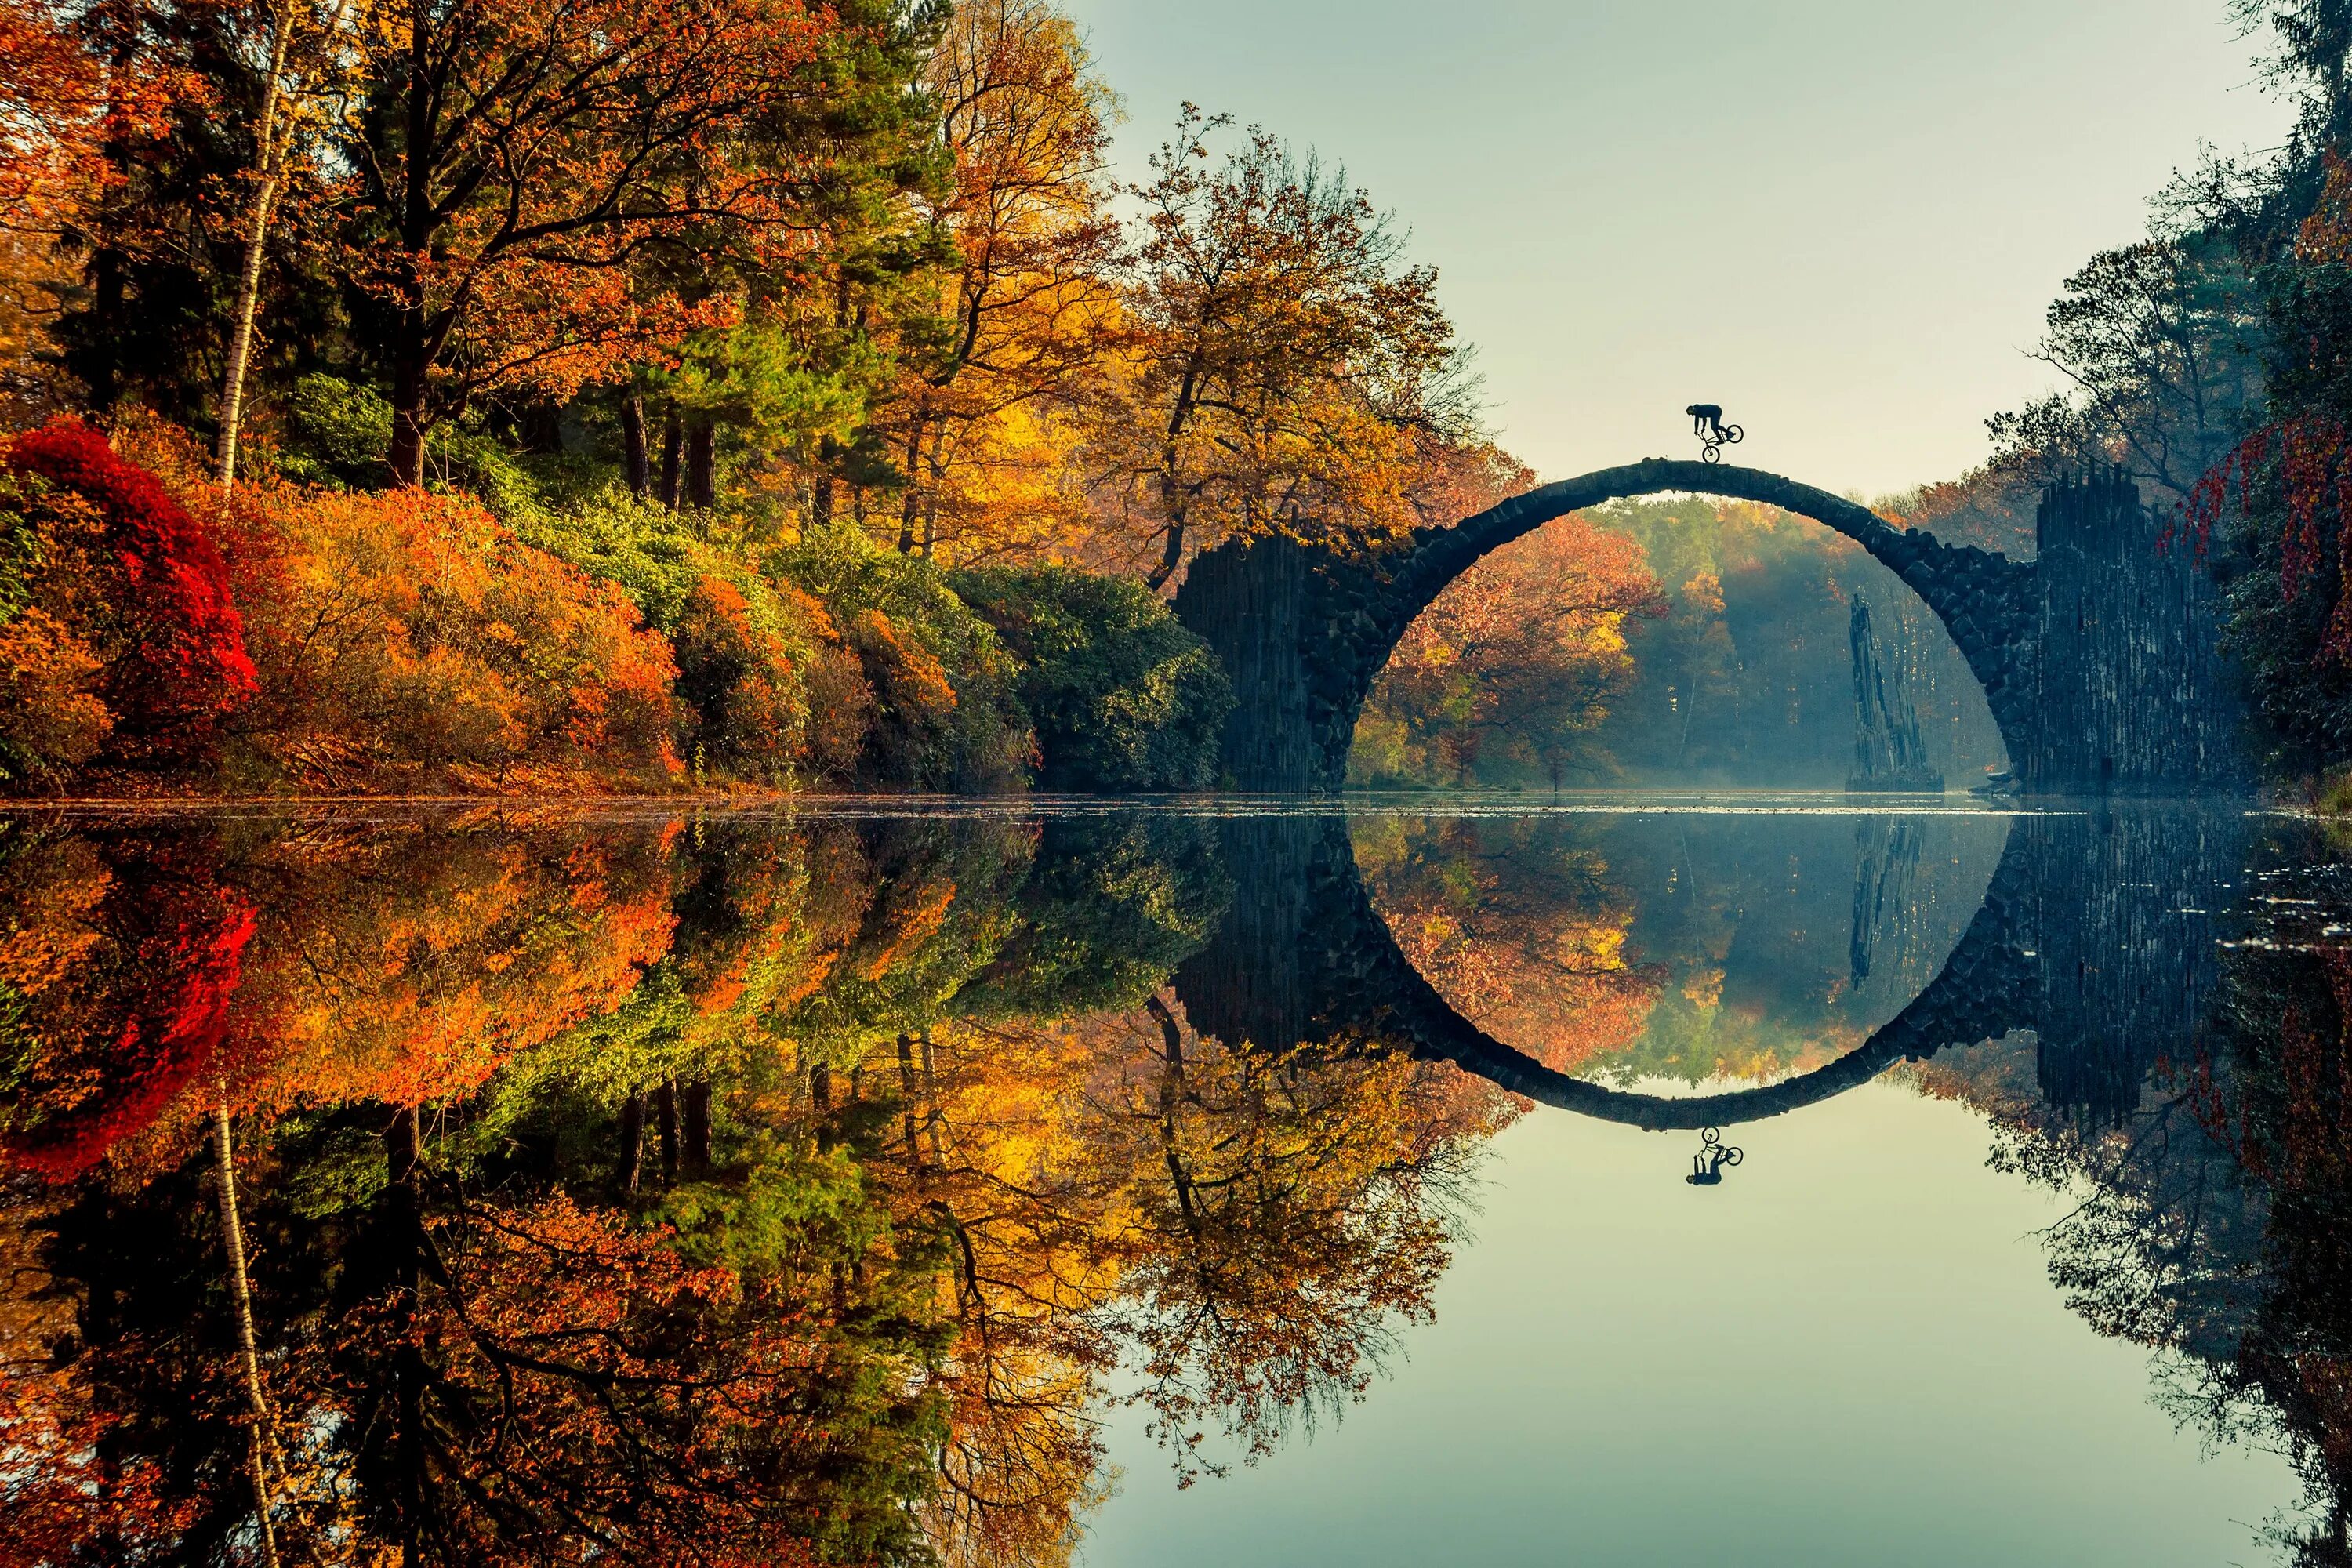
[1686,404,1744,463]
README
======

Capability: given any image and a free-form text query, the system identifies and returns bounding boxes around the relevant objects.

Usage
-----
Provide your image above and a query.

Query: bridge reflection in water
[1175,806,2249,1131]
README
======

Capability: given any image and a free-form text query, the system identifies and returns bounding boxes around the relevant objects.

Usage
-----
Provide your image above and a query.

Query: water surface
[0,798,2340,1566]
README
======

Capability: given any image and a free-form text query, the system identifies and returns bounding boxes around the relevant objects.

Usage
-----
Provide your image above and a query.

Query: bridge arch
[1174,457,2038,791]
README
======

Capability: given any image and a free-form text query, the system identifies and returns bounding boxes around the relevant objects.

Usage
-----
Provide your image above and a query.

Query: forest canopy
[0,0,1525,795]
[8,0,2352,793]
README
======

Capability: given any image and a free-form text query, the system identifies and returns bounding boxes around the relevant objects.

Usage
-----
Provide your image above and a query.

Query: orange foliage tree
[0,809,1552,1559]
[221,820,681,1115]
[199,466,685,791]
[670,572,871,783]
[1114,108,1473,588]
[1354,815,1663,1075]
[339,0,844,484]
[333,1178,938,1565]
[0,0,110,419]
[0,817,681,1181]
[880,0,1120,563]
[1357,514,1665,789]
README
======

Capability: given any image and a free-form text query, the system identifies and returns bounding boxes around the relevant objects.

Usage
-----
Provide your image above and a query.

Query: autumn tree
[1114,107,1473,589]
[1352,813,1664,1074]
[0,823,256,1178]
[0,0,110,419]
[42,0,222,415]
[0,809,1545,1559]
[1987,232,2266,501]
[624,0,947,516]
[336,1163,948,1566]
[213,0,359,487]
[336,0,860,486]
[1098,996,1486,1483]
[874,0,1119,561]
[2183,149,2352,769]
[1,419,256,782]
[0,0,104,256]
[25,0,357,429]
[1356,514,1664,789]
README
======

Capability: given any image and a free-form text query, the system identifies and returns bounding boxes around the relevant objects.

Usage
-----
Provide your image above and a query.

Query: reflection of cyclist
[1685,1126,1743,1185]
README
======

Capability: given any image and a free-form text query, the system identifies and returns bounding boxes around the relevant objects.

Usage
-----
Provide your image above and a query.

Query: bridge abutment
[2027,470,2251,792]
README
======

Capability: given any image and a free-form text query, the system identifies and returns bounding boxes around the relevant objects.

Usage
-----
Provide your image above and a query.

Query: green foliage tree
[953,565,1234,791]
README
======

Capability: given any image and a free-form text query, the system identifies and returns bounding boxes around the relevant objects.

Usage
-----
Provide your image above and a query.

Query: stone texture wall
[1172,811,2043,1131]
[2026,805,2244,1116]
[2030,470,2251,792]
[1162,534,1319,789]
[1175,459,2255,796]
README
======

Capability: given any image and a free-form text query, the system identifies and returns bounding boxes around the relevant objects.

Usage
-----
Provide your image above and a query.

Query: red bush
[3,419,257,766]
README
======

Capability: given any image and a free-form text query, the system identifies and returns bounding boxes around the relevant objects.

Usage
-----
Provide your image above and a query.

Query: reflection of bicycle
[1686,1124,1744,1184]
[1699,423,1744,465]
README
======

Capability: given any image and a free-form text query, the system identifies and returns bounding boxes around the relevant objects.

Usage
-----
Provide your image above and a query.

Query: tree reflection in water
[1913,826,2352,1566]
[0,811,1501,1564]
[1,806,2349,1563]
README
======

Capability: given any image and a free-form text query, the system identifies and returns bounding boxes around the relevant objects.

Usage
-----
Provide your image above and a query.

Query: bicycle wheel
[1700,443,1721,464]
[1722,1146,1744,1167]
[1700,1126,1722,1145]
[1722,424,1744,444]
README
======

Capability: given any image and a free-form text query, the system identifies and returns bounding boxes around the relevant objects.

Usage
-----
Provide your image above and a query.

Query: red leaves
[3,419,256,766]
[2179,416,2352,666]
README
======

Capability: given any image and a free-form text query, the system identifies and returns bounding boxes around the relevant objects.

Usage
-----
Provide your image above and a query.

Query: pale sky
[1064,0,2297,497]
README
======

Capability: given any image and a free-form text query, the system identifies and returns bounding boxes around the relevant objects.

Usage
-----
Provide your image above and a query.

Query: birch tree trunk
[622,394,651,498]
[215,2,297,490]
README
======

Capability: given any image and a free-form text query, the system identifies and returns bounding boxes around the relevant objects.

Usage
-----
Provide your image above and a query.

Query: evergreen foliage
[953,565,1234,791]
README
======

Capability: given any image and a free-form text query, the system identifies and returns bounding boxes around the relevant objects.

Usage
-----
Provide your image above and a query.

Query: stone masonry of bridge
[1172,459,2245,793]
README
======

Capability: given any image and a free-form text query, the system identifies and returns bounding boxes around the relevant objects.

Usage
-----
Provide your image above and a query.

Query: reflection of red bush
[4,419,257,764]
[1,842,257,1178]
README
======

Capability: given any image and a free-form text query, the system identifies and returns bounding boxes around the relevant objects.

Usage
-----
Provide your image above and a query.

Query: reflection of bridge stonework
[1172,461,2246,793]
[1174,810,2241,1129]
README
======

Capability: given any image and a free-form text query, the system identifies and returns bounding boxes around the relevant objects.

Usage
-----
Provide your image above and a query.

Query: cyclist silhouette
[1686,405,1744,463]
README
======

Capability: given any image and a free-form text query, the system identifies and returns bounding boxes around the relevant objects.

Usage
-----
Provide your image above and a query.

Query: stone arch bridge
[1171,459,2246,793]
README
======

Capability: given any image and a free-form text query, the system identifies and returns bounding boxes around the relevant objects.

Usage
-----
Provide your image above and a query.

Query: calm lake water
[1,799,2343,1566]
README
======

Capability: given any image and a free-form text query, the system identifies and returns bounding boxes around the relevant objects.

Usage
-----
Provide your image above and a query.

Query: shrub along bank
[0,419,1231,797]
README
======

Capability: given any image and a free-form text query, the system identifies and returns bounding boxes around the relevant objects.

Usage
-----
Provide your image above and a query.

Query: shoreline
[0,788,2287,816]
